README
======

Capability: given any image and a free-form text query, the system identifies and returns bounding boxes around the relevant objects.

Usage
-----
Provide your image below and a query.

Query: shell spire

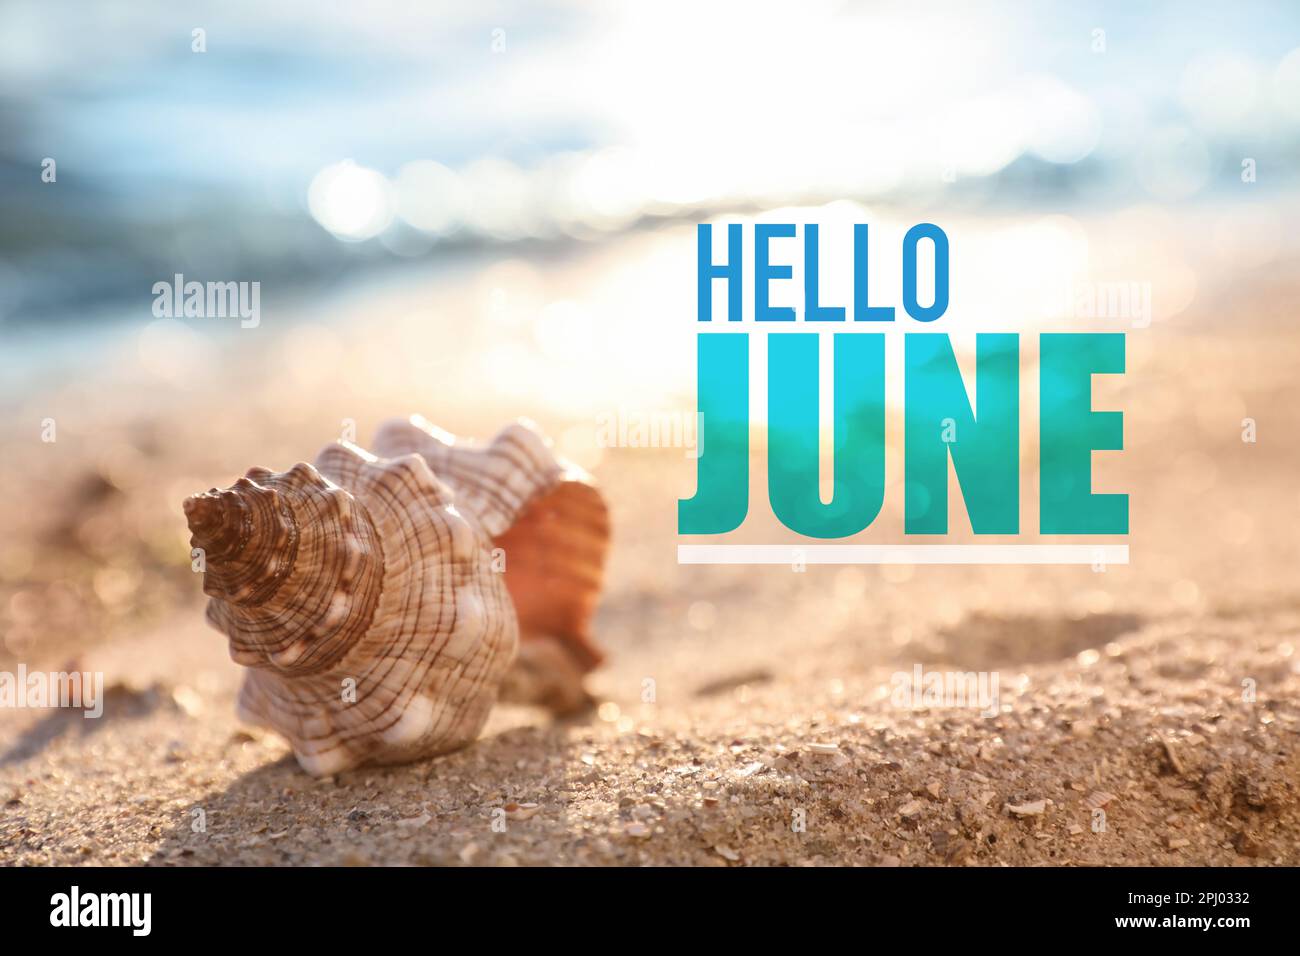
[185,418,609,775]
[185,463,382,676]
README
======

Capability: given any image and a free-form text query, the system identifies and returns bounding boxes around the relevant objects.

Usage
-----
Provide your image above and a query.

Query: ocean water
[3,0,1299,387]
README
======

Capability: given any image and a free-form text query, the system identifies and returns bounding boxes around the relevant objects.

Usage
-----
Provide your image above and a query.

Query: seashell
[183,417,609,776]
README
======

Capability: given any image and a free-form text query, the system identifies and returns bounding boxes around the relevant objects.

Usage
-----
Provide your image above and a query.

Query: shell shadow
[144,719,612,866]
[0,683,176,767]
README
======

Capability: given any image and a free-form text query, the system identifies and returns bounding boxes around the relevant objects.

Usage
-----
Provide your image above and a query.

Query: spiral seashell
[184,418,609,775]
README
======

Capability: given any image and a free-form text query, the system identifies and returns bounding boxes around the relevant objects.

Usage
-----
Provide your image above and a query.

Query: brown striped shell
[183,419,609,775]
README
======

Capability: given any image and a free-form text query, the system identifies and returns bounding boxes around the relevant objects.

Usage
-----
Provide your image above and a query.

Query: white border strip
[677,544,1128,565]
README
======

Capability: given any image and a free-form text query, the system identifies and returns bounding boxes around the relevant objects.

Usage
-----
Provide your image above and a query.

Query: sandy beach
[1,231,1298,865]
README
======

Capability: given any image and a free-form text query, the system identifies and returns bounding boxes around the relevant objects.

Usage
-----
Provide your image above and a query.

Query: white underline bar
[677,544,1128,565]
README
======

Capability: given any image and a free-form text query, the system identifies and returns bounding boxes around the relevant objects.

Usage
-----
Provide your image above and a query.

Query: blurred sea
[3,0,1300,394]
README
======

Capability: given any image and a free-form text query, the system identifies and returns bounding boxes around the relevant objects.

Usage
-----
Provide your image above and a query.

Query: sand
[1,235,1298,867]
